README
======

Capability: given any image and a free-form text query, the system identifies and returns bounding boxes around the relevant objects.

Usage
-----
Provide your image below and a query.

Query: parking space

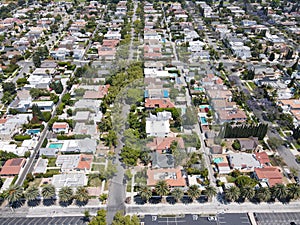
[141,214,217,225]
[217,213,251,225]
[255,212,300,225]
[0,216,87,225]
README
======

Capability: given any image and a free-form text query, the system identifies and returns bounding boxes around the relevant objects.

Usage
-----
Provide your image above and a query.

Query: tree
[232,139,241,150]
[33,53,41,68]
[240,185,255,200]
[288,183,300,200]
[89,209,107,225]
[112,211,140,225]
[138,185,152,203]
[224,186,240,202]
[255,187,271,202]
[58,186,73,203]
[104,130,117,147]
[25,186,40,201]
[4,185,23,204]
[155,180,169,197]
[120,145,140,166]
[187,184,201,201]
[183,106,198,127]
[2,82,16,94]
[171,187,184,202]
[235,176,257,188]
[75,186,89,203]
[41,184,56,199]
[271,184,287,201]
[50,81,63,94]
[204,185,217,201]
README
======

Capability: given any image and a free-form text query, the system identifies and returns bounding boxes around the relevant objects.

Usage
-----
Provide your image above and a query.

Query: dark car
[294,176,299,183]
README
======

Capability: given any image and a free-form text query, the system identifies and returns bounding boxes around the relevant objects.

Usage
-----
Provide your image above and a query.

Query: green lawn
[47,158,57,167]
[93,157,106,163]
[92,164,105,172]
[247,81,257,90]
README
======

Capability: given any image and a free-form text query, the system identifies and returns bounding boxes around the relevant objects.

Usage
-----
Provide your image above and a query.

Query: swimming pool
[200,117,208,124]
[199,105,211,109]
[194,87,204,91]
[213,157,224,164]
[48,143,63,149]
[26,129,40,135]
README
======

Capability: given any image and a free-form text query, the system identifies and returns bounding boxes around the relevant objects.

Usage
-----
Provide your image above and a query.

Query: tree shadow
[134,195,145,205]
[148,196,161,204]
[196,196,208,203]
[27,199,41,207]
[166,196,176,205]
[43,198,56,206]
[11,199,25,209]
[75,200,88,207]
[181,195,192,204]
[59,199,73,207]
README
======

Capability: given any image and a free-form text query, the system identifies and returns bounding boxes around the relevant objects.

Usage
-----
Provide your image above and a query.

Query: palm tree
[58,186,73,202]
[187,185,201,201]
[255,187,271,202]
[240,185,255,201]
[41,184,56,199]
[171,188,184,202]
[224,186,240,202]
[4,185,23,204]
[272,184,287,201]
[204,185,217,201]
[25,186,40,201]
[75,186,89,203]
[288,183,300,200]
[155,180,169,197]
[138,185,152,203]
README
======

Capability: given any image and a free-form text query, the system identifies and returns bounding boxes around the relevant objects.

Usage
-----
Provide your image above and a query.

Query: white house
[146,111,172,137]
[52,122,69,134]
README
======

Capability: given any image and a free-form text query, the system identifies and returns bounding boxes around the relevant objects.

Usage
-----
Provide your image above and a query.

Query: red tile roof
[147,137,184,153]
[0,158,26,175]
[255,152,270,165]
[254,167,283,187]
[145,98,175,109]
[147,167,186,187]
[77,154,93,170]
[53,122,69,129]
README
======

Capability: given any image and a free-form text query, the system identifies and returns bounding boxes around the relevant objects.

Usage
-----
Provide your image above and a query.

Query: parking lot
[141,214,217,225]
[0,216,87,225]
[255,212,300,225]
[217,213,251,225]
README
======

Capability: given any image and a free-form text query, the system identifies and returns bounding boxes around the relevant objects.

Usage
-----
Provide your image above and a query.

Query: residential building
[0,158,26,176]
[52,122,69,134]
[254,167,283,187]
[146,111,172,137]
[228,153,261,172]
[51,173,88,188]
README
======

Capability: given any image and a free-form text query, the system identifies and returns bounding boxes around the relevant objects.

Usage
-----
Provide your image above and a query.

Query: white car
[207,216,217,222]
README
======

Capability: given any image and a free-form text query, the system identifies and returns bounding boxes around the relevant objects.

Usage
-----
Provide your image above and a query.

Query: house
[213,155,231,174]
[83,84,110,99]
[33,158,48,174]
[217,109,247,124]
[147,137,185,153]
[145,99,175,109]
[147,167,187,188]
[74,111,90,122]
[0,158,26,176]
[52,122,69,134]
[228,153,261,172]
[255,152,270,166]
[51,173,88,188]
[32,101,54,111]
[146,111,172,137]
[56,154,92,172]
[150,152,174,169]
[254,167,283,187]
[39,148,58,158]
[61,138,97,154]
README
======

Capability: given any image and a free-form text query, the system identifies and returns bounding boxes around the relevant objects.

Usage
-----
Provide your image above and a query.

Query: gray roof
[33,158,48,174]
[150,152,174,169]
[39,148,58,157]
[51,173,87,188]
[64,138,97,154]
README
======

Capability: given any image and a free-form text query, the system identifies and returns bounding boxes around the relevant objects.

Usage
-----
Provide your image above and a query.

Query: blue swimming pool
[213,157,224,164]
[194,87,204,91]
[200,117,208,124]
[199,105,211,109]
[48,143,63,149]
[26,129,40,135]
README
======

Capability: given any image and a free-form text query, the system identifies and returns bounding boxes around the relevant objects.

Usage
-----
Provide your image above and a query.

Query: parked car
[208,216,217,222]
